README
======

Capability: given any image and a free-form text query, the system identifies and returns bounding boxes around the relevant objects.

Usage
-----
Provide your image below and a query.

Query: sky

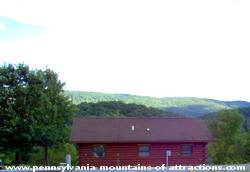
[0,0,250,101]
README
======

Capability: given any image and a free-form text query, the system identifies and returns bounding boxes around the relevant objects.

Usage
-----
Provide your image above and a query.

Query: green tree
[32,69,75,165]
[0,64,38,165]
[0,64,75,165]
[207,109,244,164]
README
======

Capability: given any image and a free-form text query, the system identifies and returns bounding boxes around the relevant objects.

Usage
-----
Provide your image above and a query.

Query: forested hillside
[76,101,179,117]
[65,91,250,117]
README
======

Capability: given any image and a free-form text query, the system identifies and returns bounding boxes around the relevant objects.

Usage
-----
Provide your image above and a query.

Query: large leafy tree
[0,64,38,165]
[207,109,245,164]
[0,64,75,165]
[33,69,75,165]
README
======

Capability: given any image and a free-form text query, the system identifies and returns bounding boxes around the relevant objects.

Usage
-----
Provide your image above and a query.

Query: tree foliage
[0,63,75,165]
[76,101,178,117]
[29,143,77,166]
[207,110,245,164]
[0,64,38,164]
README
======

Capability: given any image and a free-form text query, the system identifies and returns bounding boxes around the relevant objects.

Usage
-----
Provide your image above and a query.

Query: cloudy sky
[0,0,250,101]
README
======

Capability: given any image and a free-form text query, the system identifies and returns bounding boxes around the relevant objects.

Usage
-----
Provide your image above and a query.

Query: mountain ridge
[64,90,250,117]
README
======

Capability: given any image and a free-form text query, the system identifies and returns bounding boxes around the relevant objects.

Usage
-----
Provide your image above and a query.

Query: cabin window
[138,145,150,157]
[181,144,192,156]
[93,145,105,157]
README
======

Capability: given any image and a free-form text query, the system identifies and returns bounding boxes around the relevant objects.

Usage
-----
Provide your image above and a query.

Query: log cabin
[70,117,212,166]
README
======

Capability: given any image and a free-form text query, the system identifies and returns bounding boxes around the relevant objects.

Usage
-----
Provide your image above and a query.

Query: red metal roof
[70,117,213,143]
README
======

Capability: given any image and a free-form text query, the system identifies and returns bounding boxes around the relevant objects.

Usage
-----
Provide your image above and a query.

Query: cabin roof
[70,117,213,143]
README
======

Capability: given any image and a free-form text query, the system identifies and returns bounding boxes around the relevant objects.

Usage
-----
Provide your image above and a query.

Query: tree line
[76,101,178,117]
